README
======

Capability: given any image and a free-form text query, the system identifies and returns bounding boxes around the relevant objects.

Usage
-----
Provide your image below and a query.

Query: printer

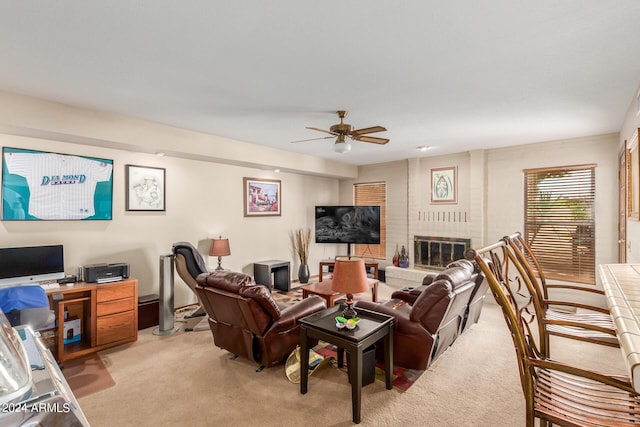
[82,263,130,284]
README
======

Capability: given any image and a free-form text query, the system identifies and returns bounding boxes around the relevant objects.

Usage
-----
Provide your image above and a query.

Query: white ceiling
[1,1,640,165]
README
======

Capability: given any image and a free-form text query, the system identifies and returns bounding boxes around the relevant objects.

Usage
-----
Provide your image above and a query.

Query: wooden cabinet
[96,281,137,347]
[46,279,138,362]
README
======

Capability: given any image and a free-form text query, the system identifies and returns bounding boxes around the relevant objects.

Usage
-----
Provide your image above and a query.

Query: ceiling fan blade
[291,136,334,143]
[306,126,337,136]
[351,126,387,135]
[353,135,390,145]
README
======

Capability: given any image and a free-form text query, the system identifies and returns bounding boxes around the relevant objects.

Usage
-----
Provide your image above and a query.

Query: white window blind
[353,182,386,259]
[524,164,596,284]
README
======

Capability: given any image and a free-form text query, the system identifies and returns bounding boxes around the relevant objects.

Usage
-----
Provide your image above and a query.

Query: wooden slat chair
[504,233,618,355]
[467,239,640,427]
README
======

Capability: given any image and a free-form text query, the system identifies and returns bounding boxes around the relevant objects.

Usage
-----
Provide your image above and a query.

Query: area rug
[272,287,304,304]
[62,353,115,398]
[314,342,424,392]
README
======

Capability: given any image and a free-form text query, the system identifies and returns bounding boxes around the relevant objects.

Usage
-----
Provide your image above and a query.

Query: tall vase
[298,264,310,284]
[392,244,400,267]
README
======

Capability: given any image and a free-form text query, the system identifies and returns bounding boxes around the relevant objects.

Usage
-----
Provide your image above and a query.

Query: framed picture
[243,177,281,217]
[125,165,166,211]
[431,166,457,204]
[2,146,113,221]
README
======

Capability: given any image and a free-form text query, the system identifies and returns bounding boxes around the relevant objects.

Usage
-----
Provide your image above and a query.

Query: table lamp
[209,236,231,271]
[331,257,369,319]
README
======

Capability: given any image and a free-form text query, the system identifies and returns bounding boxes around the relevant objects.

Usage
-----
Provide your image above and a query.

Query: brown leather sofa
[195,270,326,369]
[355,261,479,370]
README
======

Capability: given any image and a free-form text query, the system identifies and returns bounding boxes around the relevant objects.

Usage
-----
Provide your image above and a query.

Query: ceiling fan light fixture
[334,141,351,154]
[334,134,351,154]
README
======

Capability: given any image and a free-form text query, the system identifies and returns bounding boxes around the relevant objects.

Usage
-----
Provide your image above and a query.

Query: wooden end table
[318,259,379,282]
[299,305,393,424]
[300,279,379,307]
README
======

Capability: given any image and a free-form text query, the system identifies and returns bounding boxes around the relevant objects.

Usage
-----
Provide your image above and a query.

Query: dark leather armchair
[195,270,327,370]
[172,242,210,331]
[356,262,477,370]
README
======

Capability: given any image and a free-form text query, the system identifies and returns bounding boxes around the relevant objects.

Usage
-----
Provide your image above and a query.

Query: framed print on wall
[125,165,166,211]
[243,177,281,217]
[2,146,113,220]
[431,166,457,204]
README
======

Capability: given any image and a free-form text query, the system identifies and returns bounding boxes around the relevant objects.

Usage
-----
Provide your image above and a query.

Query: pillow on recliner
[435,264,473,288]
[199,271,255,293]
[239,285,281,320]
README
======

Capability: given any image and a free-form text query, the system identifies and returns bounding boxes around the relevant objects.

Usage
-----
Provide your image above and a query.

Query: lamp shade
[331,257,369,295]
[209,237,231,257]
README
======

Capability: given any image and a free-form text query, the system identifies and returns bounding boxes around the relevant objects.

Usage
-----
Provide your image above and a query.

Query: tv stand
[44,279,138,362]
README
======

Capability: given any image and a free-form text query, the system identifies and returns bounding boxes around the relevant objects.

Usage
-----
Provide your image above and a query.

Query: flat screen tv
[0,244,65,288]
[1,147,114,221]
[315,206,381,245]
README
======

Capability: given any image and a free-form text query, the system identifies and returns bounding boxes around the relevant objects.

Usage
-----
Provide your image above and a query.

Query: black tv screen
[315,206,381,244]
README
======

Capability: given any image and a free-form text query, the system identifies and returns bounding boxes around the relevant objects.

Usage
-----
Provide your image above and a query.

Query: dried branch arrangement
[294,227,311,265]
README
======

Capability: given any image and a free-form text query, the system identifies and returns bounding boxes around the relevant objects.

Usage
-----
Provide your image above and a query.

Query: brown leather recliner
[195,271,327,369]
[389,260,488,334]
[355,262,477,370]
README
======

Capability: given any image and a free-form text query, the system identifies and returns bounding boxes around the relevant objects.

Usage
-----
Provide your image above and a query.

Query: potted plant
[293,227,311,283]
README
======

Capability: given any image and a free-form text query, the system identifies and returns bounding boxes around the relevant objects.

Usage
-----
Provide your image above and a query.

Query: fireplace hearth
[414,236,471,269]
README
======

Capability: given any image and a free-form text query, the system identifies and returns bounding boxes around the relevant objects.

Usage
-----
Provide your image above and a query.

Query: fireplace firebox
[413,236,471,270]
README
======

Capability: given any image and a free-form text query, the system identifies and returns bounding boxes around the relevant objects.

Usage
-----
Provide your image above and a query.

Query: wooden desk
[45,279,138,362]
[598,264,640,392]
[319,259,379,282]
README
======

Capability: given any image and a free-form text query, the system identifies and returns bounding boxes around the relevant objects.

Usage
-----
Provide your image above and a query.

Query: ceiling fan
[292,110,389,153]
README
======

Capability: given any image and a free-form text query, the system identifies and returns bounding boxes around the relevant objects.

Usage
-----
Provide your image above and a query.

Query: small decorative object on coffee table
[331,257,369,319]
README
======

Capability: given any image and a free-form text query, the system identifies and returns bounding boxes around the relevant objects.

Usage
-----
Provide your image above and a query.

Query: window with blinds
[524,164,596,284]
[353,182,386,259]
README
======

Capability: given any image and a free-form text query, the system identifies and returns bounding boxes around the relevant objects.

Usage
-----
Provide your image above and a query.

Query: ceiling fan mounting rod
[330,110,352,134]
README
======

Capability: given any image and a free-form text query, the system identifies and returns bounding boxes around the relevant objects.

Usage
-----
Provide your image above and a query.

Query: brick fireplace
[413,235,471,269]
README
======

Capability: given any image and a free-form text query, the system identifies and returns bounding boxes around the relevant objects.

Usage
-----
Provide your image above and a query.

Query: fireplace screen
[414,236,471,269]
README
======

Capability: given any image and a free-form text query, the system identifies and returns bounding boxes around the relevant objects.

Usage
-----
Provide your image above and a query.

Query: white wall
[0,91,346,307]
[351,134,619,277]
[0,89,625,308]
[486,134,619,270]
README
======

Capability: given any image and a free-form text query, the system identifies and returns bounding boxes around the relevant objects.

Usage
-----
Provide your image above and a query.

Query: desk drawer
[97,311,135,346]
[97,297,134,316]
[97,283,135,303]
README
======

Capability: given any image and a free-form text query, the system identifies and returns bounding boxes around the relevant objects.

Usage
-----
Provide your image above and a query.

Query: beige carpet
[62,353,115,399]
[77,283,627,427]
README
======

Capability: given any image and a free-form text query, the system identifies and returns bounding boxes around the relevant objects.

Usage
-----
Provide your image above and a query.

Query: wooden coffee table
[300,279,379,307]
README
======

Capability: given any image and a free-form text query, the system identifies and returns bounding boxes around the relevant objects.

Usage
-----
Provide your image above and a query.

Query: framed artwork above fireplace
[430,166,457,204]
